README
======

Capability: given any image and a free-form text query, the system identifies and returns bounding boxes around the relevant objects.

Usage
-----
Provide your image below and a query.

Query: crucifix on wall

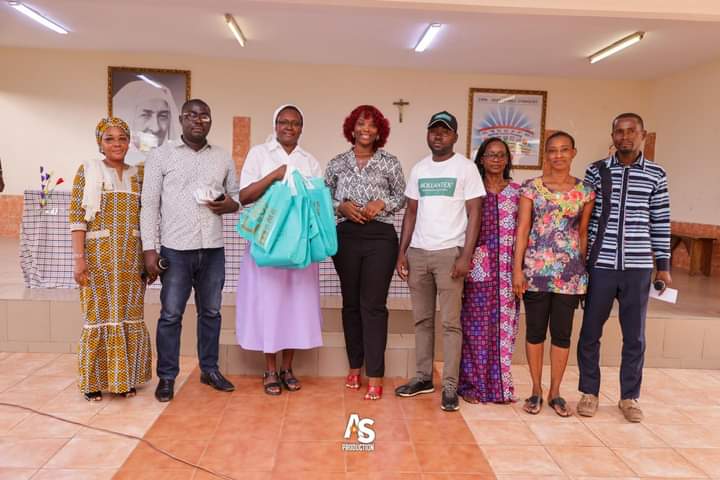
[393,98,410,123]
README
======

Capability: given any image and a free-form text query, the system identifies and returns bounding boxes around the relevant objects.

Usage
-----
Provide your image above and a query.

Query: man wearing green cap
[395,111,485,412]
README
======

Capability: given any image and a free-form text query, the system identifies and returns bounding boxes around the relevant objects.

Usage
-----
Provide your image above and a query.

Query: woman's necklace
[354,150,372,169]
[543,173,574,193]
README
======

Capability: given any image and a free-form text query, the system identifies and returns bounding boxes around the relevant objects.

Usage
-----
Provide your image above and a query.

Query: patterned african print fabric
[70,163,152,394]
[324,148,406,225]
[458,182,520,403]
[520,177,595,294]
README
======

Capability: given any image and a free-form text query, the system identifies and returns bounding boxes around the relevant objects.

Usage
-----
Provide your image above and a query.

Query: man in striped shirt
[576,113,671,423]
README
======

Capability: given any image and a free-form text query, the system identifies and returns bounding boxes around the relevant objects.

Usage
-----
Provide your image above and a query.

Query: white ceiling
[2,0,720,79]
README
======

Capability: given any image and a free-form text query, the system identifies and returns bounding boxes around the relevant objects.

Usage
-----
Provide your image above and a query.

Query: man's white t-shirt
[405,153,486,251]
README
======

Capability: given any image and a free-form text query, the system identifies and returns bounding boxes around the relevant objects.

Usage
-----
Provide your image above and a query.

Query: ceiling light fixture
[137,74,162,89]
[7,1,68,34]
[225,13,246,47]
[414,23,442,53]
[589,31,645,64]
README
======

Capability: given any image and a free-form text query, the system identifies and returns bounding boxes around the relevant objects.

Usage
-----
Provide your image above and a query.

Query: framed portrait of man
[108,66,191,165]
[467,88,547,170]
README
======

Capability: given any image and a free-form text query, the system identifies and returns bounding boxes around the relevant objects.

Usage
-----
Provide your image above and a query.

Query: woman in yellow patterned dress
[69,117,152,401]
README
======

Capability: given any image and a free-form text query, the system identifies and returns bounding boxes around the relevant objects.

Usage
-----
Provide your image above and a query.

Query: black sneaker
[394,378,435,397]
[441,388,460,412]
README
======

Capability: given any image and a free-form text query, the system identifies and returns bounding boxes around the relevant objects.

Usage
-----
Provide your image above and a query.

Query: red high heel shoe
[345,374,361,390]
[364,385,383,400]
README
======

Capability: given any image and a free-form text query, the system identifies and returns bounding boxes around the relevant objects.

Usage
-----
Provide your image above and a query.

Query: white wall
[649,59,720,224]
[1,46,650,196]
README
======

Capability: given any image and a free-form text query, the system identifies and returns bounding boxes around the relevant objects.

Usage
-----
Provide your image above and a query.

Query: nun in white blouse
[235,104,323,396]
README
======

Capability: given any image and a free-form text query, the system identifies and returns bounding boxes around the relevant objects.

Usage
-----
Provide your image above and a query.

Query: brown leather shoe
[618,398,644,423]
[577,394,599,417]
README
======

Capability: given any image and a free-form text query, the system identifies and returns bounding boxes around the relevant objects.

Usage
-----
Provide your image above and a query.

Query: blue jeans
[577,267,652,400]
[157,246,225,380]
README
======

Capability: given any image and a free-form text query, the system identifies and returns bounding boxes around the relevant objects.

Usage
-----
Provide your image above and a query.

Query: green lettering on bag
[256,208,277,248]
[418,177,457,197]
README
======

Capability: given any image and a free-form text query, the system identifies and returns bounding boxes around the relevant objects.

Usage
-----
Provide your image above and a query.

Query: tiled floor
[469,365,720,480]
[0,354,719,479]
[0,352,196,480]
[115,372,496,479]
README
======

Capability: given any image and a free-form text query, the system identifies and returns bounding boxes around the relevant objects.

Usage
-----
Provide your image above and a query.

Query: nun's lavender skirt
[235,255,323,353]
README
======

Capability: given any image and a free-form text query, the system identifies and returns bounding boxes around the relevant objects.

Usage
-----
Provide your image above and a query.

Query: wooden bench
[671,232,716,276]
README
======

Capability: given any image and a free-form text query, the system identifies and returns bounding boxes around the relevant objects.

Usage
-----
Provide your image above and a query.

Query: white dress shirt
[141,140,239,251]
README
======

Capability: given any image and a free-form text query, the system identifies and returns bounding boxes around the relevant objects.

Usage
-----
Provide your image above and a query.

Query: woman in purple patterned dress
[458,137,520,404]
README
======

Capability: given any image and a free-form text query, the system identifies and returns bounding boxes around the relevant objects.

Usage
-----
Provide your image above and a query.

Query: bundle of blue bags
[236,169,338,268]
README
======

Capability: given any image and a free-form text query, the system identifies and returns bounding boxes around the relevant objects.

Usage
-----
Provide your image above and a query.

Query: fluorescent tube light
[8,1,68,34]
[137,74,162,89]
[589,31,645,64]
[225,13,246,47]
[414,23,442,53]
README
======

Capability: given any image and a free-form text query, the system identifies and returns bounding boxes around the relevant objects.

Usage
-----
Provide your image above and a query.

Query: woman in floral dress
[69,117,152,401]
[512,131,595,417]
[458,137,520,404]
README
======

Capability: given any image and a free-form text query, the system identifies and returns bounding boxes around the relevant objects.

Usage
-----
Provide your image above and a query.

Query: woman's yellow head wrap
[95,117,130,151]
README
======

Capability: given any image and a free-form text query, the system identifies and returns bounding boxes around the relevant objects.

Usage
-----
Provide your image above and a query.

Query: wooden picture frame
[107,66,191,164]
[467,88,547,170]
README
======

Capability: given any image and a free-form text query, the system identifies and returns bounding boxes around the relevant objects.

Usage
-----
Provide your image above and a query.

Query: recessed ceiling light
[8,1,68,34]
[225,13,246,47]
[414,23,442,53]
[589,31,645,64]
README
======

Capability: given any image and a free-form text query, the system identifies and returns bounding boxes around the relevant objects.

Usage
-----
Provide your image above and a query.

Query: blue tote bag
[303,176,338,259]
[251,170,311,268]
[293,173,326,263]
[236,180,293,252]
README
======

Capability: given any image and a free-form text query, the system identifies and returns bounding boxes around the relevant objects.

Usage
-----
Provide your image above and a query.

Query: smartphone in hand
[214,193,226,202]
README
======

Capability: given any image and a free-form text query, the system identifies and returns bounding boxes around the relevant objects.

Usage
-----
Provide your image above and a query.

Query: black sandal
[121,388,137,398]
[263,371,282,396]
[548,396,572,417]
[279,368,301,392]
[523,395,542,414]
[84,391,102,402]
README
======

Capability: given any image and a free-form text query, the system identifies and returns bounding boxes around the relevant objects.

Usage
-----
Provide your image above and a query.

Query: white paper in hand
[193,186,224,204]
[648,284,678,304]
